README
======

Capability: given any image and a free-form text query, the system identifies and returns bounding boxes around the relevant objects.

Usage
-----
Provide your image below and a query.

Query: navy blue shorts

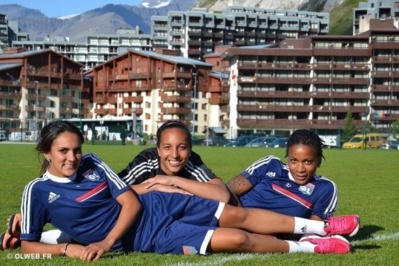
[131,192,225,254]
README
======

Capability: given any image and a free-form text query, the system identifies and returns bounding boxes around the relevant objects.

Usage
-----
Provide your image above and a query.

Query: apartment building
[89,49,212,135]
[0,48,87,134]
[152,6,329,61]
[0,14,29,53]
[354,0,399,35]
[217,19,399,137]
[0,14,7,50]
[12,28,152,71]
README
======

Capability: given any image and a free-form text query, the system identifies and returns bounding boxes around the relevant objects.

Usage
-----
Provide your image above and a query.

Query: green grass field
[0,143,398,265]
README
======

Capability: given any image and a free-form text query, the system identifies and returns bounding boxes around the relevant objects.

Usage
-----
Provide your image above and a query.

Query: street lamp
[132,107,137,144]
[191,71,198,137]
[34,81,39,131]
[99,119,104,140]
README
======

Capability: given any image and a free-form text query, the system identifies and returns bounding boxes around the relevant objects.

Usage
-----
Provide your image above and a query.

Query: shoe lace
[326,217,347,233]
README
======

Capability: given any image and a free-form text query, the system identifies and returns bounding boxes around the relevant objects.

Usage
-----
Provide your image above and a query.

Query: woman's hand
[142,175,174,188]
[142,176,193,195]
[78,240,112,261]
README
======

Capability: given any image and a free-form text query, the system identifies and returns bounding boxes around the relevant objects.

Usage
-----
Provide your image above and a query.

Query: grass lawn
[0,143,398,265]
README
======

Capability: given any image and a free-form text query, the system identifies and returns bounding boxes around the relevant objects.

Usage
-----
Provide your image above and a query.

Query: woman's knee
[228,232,249,249]
[211,230,250,251]
[220,205,247,226]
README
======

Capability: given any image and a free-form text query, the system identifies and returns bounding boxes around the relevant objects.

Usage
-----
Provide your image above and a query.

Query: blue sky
[0,0,142,17]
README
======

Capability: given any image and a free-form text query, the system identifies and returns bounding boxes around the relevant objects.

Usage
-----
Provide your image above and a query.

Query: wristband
[63,243,70,256]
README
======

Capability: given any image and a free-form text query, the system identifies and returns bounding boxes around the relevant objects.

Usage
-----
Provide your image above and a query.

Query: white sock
[40,229,71,244]
[287,240,316,253]
[293,217,326,236]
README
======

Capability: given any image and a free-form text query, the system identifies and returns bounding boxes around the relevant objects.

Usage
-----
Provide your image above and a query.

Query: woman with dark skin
[227,129,336,221]
[118,120,232,203]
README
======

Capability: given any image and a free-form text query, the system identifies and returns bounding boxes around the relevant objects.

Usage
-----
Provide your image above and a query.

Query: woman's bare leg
[219,205,295,234]
[208,228,352,254]
[219,205,325,235]
[209,228,289,253]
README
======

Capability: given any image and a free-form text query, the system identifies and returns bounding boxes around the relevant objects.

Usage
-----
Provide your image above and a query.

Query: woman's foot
[0,231,21,250]
[6,213,21,237]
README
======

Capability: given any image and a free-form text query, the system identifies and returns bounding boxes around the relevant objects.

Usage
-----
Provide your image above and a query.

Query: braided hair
[285,129,325,160]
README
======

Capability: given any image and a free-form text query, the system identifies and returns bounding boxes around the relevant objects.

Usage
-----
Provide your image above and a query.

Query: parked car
[191,136,204,146]
[202,136,228,146]
[225,135,259,147]
[245,137,268,147]
[245,136,279,147]
[380,139,399,150]
[265,137,288,148]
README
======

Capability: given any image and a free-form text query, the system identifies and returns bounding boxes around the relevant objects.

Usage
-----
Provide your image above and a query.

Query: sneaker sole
[348,216,360,237]
[301,235,352,254]
[331,235,352,253]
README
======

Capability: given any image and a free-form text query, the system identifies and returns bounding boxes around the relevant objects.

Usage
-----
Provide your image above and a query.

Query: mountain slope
[0,0,362,42]
[0,1,196,41]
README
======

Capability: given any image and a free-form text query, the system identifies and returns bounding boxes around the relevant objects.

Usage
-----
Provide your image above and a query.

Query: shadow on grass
[351,224,384,251]
[353,224,384,240]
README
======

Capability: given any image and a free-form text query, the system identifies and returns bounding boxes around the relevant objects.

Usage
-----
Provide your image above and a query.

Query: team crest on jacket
[298,183,315,195]
[83,169,100,181]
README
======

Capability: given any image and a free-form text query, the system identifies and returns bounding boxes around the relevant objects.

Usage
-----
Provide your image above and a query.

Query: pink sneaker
[301,235,351,254]
[324,215,360,237]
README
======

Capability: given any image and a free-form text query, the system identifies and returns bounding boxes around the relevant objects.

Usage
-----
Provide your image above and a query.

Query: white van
[8,132,25,142]
[8,131,39,142]
[25,131,39,141]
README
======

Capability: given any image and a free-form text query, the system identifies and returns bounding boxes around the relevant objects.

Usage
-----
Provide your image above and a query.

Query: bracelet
[63,243,70,256]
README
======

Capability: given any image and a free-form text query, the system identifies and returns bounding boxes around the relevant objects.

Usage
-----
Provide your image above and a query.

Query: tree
[391,120,399,139]
[342,112,357,142]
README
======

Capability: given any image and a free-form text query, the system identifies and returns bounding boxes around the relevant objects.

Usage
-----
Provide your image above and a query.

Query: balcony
[237,118,312,128]
[237,104,311,112]
[235,118,355,130]
[372,85,399,92]
[312,77,368,85]
[237,90,311,99]
[95,108,116,115]
[311,105,367,113]
[107,97,118,104]
[161,95,191,103]
[25,105,46,112]
[113,73,149,81]
[121,108,143,116]
[248,76,312,84]
[311,91,368,99]
[26,93,47,101]
[59,95,73,102]
[123,96,143,103]
[161,107,191,115]
[371,99,399,106]
[0,91,21,100]
[59,107,73,113]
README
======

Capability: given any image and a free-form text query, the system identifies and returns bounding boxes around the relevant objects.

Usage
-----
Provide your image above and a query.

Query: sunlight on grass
[0,143,398,265]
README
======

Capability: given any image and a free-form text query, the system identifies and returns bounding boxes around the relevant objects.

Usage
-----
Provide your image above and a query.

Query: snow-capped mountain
[0,0,345,42]
[141,0,172,9]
